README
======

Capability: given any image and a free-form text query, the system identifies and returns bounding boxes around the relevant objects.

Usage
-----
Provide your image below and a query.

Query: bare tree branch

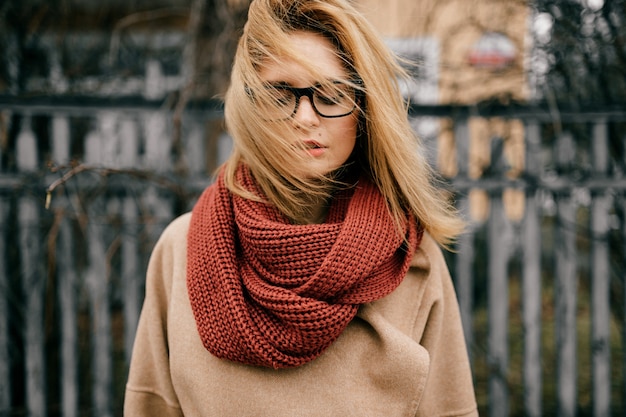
[108,7,190,67]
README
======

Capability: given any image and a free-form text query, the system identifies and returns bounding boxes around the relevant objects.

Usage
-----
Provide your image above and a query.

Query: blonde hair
[223,0,464,247]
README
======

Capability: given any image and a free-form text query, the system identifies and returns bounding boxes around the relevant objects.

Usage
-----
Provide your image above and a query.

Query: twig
[46,164,91,209]
[45,164,189,210]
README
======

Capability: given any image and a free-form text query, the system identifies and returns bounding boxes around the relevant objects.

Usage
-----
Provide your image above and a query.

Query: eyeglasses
[255,80,360,120]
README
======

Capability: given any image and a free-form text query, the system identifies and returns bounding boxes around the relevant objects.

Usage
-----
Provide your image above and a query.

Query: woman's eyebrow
[263,77,346,87]
[263,80,292,87]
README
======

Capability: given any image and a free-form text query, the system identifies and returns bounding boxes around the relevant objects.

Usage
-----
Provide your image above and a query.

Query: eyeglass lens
[261,82,357,120]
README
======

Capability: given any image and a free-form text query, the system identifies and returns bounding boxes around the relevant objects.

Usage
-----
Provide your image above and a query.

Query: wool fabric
[187,165,421,369]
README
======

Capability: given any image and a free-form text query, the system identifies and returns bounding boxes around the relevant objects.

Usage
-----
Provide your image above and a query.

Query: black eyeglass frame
[255,79,363,120]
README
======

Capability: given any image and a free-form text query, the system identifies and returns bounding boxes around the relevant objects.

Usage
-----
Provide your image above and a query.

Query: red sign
[468,32,517,70]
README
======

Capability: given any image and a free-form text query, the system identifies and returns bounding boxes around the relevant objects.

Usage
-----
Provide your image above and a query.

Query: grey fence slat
[555,131,578,417]
[185,118,206,175]
[623,195,626,412]
[488,193,511,417]
[143,111,172,170]
[87,219,113,417]
[454,115,474,360]
[16,115,38,171]
[84,120,102,165]
[52,115,79,417]
[591,194,611,416]
[101,113,121,168]
[0,113,4,171]
[84,116,113,417]
[20,197,46,417]
[556,193,578,417]
[0,199,9,413]
[523,120,542,417]
[142,110,175,252]
[17,118,46,417]
[121,120,141,363]
[58,218,78,417]
[122,198,140,363]
[455,197,474,359]
[591,120,611,417]
[454,116,470,178]
[52,115,70,164]
[119,117,139,169]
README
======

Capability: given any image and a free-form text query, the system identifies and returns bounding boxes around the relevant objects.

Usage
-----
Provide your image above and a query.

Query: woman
[124,0,478,416]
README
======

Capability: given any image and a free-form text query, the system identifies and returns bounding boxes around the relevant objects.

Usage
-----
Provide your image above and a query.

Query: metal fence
[0,97,625,417]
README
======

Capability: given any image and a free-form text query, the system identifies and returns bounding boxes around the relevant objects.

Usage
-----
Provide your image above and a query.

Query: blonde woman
[124,0,477,416]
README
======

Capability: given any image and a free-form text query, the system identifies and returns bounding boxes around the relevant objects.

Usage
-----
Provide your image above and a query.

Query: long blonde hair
[223,0,464,247]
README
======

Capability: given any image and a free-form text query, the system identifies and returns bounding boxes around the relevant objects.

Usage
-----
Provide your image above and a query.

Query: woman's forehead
[257,31,347,84]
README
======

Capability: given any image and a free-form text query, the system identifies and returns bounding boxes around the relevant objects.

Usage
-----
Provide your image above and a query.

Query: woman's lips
[302,140,327,157]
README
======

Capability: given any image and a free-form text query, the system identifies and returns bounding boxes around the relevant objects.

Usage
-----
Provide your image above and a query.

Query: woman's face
[258,31,358,178]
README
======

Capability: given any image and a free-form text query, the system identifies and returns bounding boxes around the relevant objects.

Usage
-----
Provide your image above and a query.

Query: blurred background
[0,0,625,416]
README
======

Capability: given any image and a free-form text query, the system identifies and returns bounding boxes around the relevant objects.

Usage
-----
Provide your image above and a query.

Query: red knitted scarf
[187,166,422,368]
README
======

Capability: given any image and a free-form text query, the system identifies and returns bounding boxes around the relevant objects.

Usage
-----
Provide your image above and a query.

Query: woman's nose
[293,97,320,127]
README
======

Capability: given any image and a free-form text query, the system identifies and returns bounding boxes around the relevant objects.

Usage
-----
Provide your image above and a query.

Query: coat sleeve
[124,218,187,417]
[414,236,479,417]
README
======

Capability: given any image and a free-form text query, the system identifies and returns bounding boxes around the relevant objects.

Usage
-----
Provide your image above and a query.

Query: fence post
[555,131,578,417]
[17,115,46,417]
[52,113,79,417]
[620,132,626,415]
[453,114,475,360]
[142,106,175,244]
[523,120,542,417]
[590,119,611,417]
[0,111,7,172]
[141,109,174,241]
[58,216,78,417]
[488,137,513,417]
[52,114,70,163]
[84,118,113,417]
[86,220,112,417]
[143,110,171,171]
[0,197,9,414]
[120,116,141,364]
[621,193,626,415]
[456,197,474,358]
[184,116,206,177]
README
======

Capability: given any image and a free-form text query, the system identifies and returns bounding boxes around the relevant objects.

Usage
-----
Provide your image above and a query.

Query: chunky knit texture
[187,166,422,368]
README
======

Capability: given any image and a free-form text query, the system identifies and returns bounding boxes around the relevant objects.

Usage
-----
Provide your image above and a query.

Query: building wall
[356,0,529,221]
[355,0,529,104]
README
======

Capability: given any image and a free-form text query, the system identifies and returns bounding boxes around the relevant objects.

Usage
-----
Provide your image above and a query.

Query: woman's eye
[317,92,344,105]
[275,97,291,106]
[268,89,293,106]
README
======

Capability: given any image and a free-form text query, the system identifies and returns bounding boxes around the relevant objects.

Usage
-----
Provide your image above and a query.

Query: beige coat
[124,213,478,417]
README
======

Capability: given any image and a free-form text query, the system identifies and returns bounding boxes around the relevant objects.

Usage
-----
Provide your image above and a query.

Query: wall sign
[468,32,516,70]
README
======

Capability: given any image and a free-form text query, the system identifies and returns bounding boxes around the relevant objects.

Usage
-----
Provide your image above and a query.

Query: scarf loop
[187,166,421,368]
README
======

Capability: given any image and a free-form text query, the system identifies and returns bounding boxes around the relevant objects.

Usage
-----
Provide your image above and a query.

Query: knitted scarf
[187,166,422,369]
